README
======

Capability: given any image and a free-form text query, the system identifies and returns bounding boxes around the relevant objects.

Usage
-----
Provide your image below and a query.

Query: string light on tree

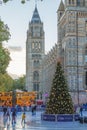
[45,61,74,114]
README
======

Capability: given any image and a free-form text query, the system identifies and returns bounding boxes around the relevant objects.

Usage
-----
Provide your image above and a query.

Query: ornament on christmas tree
[45,62,74,114]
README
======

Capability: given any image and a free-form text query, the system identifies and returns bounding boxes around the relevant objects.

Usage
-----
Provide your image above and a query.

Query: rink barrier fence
[41,114,79,122]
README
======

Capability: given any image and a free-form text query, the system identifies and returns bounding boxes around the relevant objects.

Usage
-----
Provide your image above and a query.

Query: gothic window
[35,42,38,49]
[32,54,41,59]
[63,26,66,37]
[33,26,40,37]
[77,0,80,6]
[33,83,39,91]
[73,38,75,44]
[33,71,39,81]
[85,46,87,54]
[72,0,74,4]
[85,46,87,62]
[31,27,33,32]
[69,38,71,46]
[60,12,62,17]
[33,60,40,67]
[85,21,87,32]
[32,42,34,49]
[83,0,85,6]
[69,0,71,4]
[85,72,87,86]
[38,42,41,49]
[31,27,33,36]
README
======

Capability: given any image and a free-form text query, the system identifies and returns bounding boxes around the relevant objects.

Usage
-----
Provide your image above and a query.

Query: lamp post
[12,90,16,107]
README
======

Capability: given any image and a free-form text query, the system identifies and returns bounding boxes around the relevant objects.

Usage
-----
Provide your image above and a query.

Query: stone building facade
[26,6,45,96]
[26,0,87,104]
[42,0,87,104]
[57,0,87,104]
[42,44,58,96]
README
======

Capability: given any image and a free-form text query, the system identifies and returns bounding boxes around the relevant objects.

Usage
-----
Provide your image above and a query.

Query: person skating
[21,112,26,124]
[12,109,16,125]
[21,112,26,128]
[80,106,83,117]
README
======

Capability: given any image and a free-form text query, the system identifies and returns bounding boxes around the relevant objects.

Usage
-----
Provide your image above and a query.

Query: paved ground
[0,111,87,130]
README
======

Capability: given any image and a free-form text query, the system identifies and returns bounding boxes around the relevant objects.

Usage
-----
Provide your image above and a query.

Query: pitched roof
[58,0,65,11]
[31,6,41,23]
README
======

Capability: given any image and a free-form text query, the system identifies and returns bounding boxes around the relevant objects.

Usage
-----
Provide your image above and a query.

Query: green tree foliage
[0,19,11,92]
[0,19,10,43]
[0,19,11,74]
[13,75,25,91]
[45,62,74,114]
[0,73,13,91]
[0,45,11,74]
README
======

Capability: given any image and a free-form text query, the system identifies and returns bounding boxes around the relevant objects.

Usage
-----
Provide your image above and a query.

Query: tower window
[72,0,74,4]
[83,0,85,6]
[33,71,39,81]
[33,60,40,67]
[69,0,71,4]
[85,46,87,63]
[33,83,39,91]
[85,21,87,32]
[85,72,87,86]
[32,42,35,49]
[60,12,62,17]
[77,0,80,6]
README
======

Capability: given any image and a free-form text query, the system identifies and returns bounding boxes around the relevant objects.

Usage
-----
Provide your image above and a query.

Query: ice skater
[21,112,26,127]
[12,109,16,125]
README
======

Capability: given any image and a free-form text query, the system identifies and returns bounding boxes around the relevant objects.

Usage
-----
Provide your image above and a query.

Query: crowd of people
[2,103,37,127]
[1,102,87,128]
[3,105,16,126]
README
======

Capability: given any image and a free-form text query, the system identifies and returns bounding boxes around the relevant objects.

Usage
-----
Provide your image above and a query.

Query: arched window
[33,83,39,91]
[72,0,74,4]
[84,46,87,63]
[85,72,87,87]
[38,42,41,49]
[77,0,80,6]
[33,60,40,67]
[32,42,34,49]
[83,0,85,6]
[69,0,71,4]
[33,71,39,81]
[85,46,87,54]
[85,21,87,32]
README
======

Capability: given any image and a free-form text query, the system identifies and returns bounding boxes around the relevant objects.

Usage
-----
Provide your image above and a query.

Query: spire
[35,0,37,8]
[58,0,65,11]
[31,6,41,24]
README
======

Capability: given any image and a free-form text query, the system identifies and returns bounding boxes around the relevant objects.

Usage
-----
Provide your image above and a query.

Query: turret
[57,0,65,20]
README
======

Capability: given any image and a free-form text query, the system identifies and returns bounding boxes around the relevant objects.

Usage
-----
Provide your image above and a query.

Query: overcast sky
[0,0,61,76]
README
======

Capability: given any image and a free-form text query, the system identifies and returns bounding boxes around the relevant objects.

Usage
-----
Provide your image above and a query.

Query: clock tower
[26,6,45,95]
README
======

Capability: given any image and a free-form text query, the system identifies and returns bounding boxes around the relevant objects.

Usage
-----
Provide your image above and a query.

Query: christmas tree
[45,62,74,114]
